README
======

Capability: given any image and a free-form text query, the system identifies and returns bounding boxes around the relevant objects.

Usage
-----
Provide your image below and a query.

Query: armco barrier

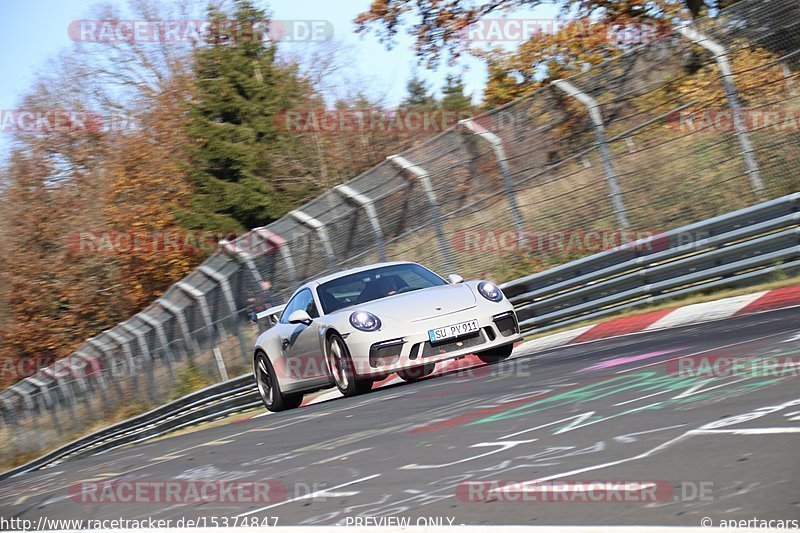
[3,192,799,479]
[2,0,799,473]
[0,374,258,481]
[501,193,800,333]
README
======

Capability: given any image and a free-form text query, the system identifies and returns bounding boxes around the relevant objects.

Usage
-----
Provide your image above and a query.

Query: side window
[279,289,319,323]
[305,292,320,318]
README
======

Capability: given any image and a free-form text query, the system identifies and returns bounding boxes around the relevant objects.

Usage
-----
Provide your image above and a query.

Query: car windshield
[317,263,447,314]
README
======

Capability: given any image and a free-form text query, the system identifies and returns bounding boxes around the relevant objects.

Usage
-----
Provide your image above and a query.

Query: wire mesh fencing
[1,0,799,467]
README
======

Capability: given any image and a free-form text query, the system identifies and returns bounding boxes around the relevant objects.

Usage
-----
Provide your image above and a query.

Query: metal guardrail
[4,193,798,481]
[0,374,258,481]
[501,193,800,333]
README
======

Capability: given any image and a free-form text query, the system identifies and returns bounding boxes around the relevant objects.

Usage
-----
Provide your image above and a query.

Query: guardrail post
[289,210,337,272]
[459,119,525,236]
[678,26,764,199]
[387,154,455,270]
[177,282,229,381]
[334,185,388,261]
[552,79,631,229]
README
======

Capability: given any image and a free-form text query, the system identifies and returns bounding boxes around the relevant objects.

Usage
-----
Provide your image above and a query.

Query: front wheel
[397,363,435,382]
[477,343,513,364]
[326,333,374,397]
[254,350,303,412]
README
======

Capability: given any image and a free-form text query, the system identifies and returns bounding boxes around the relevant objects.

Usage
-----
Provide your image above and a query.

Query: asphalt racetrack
[1,307,799,528]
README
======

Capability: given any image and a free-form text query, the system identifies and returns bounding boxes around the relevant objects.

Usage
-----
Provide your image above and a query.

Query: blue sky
[0,0,556,154]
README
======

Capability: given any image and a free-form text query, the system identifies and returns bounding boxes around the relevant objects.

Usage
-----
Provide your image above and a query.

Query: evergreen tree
[186,0,310,232]
[401,73,437,109]
[440,74,472,112]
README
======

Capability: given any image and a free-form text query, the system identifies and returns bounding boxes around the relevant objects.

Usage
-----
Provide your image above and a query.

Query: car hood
[351,284,478,322]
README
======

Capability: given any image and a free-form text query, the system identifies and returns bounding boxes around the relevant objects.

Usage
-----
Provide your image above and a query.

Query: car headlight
[349,311,382,331]
[478,281,504,302]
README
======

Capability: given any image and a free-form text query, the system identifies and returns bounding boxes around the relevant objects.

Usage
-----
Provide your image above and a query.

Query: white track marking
[312,447,372,465]
[689,427,800,435]
[501,415,593,440]
[495,398,800,495]
[400,440,538,470]
[235,473,381,516]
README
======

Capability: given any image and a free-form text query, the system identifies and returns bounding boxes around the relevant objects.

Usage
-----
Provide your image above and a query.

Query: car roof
[303,261,419,289]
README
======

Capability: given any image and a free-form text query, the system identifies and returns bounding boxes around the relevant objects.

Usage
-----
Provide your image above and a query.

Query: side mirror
[447,274,464,285]
[287,309,313,325]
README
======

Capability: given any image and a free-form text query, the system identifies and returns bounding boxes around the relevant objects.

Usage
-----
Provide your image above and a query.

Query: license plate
[428,319,479,343]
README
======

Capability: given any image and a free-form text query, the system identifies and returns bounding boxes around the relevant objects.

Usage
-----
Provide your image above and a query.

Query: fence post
[459,119,525,236]
[289,210,337,272]
[199,265,249,363]
[86,337,126,402]
[104,330,140,398]
[119,322,159,404]
[137,313,176,381]
[678,26,764,199]
[552,79,631,229]
[176,282,229,382]
[387,154,455,271]
[158,299,199,363]
[334,185,388,261]
[254,229,298,286]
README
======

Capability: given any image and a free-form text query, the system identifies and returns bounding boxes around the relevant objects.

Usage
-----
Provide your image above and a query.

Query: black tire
[326,333,374,397]
[397,362,435,382]
[254,350,304,412]
[477,343,513,364]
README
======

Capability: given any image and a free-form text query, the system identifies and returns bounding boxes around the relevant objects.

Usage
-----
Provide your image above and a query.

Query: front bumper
[347,309,522,378]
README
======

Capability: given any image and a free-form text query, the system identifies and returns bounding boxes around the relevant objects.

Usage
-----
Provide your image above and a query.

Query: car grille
[419,331,486,358]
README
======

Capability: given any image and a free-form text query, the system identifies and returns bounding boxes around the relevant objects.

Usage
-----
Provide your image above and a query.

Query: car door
[276,289,328,384]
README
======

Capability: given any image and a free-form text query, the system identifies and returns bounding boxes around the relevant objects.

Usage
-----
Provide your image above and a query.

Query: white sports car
[252,261,521,411]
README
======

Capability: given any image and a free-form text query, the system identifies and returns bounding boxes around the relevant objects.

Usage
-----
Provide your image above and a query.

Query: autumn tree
[355,0,745,106]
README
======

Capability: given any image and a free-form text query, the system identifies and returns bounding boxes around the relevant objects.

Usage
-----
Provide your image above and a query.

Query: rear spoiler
[256,304,286,323]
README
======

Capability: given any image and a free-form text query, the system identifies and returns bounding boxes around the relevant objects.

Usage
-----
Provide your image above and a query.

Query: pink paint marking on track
[578,348,685,372]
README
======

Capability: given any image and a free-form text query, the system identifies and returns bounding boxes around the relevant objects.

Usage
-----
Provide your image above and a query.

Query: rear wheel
[397,363,435,382]
[477,343,513,364]
[326,333,373,397]
[254,350,303,412]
